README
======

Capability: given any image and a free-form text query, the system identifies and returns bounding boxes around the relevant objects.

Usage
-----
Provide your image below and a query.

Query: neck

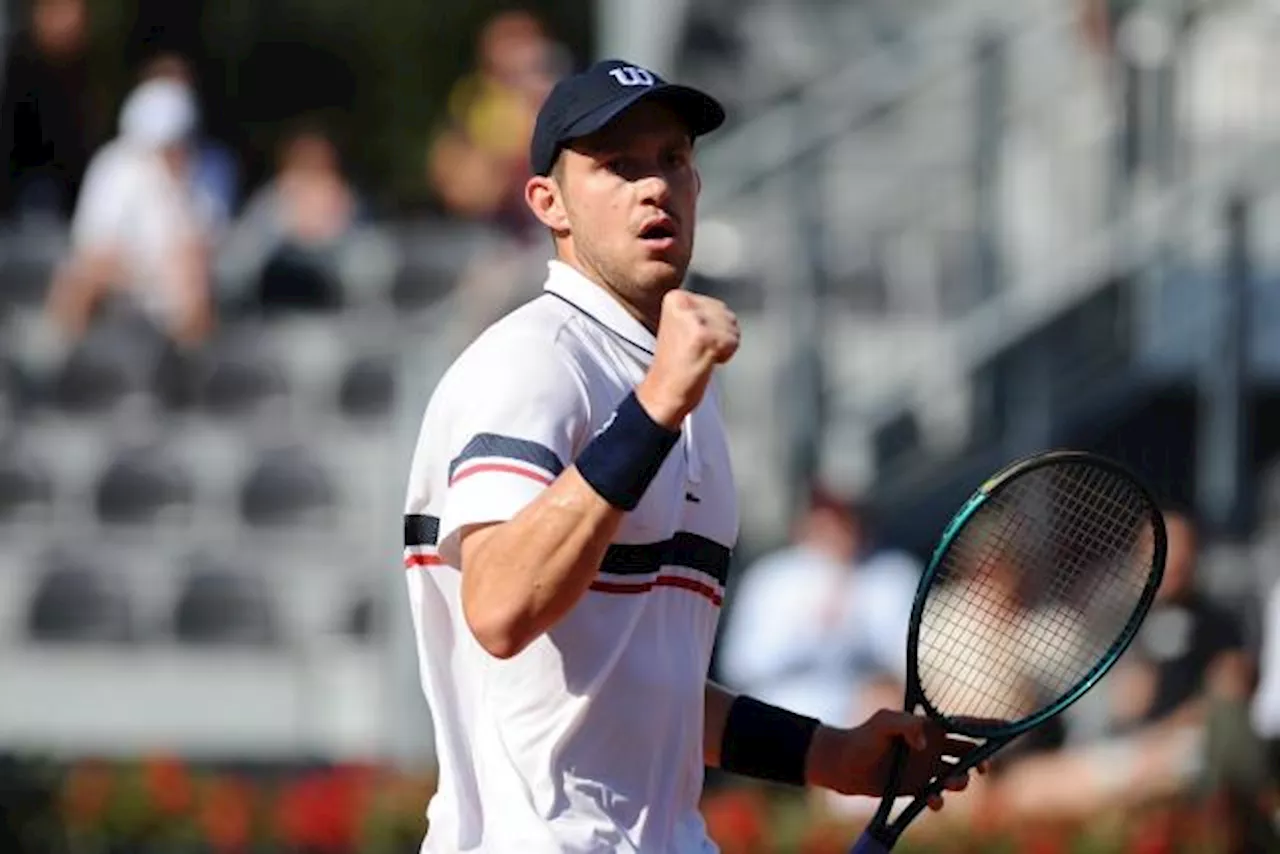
[554,253,662,333]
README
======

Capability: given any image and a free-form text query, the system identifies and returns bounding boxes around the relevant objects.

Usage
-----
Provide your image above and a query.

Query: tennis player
[401,59,979,853]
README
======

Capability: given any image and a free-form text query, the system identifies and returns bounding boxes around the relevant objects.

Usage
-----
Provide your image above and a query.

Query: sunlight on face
[553,101,700,319]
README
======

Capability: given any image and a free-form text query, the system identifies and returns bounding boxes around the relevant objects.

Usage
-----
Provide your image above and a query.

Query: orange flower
[61,760,115,828]
[142,754,195,816]
[701,788,768,854]
[199,775,255,852]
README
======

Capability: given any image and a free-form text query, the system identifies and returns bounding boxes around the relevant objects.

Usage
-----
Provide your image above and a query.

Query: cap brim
[562,83,726,148]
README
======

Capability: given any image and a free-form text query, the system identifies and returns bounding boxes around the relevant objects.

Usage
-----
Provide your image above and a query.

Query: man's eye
[664,151,689,169]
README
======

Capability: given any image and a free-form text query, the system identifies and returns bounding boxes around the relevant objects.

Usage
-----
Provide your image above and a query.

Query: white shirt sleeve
[434,332,592,566]
[70,147,133,253]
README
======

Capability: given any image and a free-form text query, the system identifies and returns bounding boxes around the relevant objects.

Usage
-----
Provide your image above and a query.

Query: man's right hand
[636,290,740,429]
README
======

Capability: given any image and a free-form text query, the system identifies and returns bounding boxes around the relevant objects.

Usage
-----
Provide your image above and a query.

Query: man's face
[551,101,700,315]
[34,0,87,59]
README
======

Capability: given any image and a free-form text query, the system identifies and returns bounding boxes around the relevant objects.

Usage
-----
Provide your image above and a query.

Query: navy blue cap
[530,59,726,176]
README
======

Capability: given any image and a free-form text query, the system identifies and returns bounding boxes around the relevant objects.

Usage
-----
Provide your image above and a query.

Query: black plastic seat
[239,445,336,529]
[52,319,165,414]
[95,445,195,527]
[27,551,132,644]
[0,449,54,524]
[173,553,278,647]
[337,354,396,419]
[195,333,290,419]
[343,590,381,642]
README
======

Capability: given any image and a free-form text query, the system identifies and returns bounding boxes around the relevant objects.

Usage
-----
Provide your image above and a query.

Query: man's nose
[636,172,672,206]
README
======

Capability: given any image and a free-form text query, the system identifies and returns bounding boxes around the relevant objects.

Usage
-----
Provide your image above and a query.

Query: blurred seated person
[0,0,99,222]
[45,77,216,348]
[978,506,1263,831]
[135,50,240,230]
[426,9,561,241]
[717,485,921,729]
[1110,507,1251,732]
[216,124,366,315]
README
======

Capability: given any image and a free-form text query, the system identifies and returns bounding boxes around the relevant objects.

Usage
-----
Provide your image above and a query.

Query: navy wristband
[720,695,820,787]
[575,391,680,511]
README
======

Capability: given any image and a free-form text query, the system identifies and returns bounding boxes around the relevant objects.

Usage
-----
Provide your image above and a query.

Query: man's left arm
[704,681,979,806]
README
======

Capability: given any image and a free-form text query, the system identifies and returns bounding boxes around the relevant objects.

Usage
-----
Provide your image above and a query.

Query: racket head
[904,450,1166,740]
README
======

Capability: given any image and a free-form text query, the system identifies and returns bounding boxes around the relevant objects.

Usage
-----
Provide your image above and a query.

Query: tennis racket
[849,449,1166,853]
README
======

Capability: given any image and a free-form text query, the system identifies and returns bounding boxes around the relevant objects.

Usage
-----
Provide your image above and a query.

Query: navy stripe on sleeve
[447,434,566,482]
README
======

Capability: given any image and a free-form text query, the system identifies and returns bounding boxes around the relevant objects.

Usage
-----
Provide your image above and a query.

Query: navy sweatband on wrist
[719,695,820,787]
[575,390,681,511]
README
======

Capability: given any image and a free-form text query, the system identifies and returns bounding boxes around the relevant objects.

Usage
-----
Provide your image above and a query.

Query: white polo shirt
[402,260,740,853]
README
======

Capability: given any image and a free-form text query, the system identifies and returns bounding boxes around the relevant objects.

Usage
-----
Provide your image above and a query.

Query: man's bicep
[435,340,591,564]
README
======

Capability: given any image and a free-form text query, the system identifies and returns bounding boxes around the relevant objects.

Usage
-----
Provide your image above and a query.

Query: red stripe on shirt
[589,575,723,607]
[449,463,554,487]
[404,553,445,569]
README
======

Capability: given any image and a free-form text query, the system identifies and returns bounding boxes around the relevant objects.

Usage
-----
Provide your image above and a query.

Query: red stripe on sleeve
[449,463,554,487]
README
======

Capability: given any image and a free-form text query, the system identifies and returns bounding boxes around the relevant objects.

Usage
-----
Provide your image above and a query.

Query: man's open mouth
[639,221,677,241]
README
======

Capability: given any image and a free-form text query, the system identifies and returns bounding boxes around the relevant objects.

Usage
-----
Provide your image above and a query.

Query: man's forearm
[461,388,683,659]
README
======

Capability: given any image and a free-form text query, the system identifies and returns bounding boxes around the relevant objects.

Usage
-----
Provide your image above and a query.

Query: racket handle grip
[849,830,892,854]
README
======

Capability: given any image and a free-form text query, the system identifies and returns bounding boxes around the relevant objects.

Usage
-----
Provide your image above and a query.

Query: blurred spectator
[216,123,372,315]
[136,50,241,229]
[426,10,565,241]
[45,77,218,348]
[1109,508,1251,732]
[717,486,920,729]
[0,0,100,222]
[982,506,1267,834]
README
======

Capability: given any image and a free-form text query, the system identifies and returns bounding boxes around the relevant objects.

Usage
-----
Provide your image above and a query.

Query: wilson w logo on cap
[608,66,656,87]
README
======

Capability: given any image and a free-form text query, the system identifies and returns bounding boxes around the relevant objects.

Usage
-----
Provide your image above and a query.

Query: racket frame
[859,449,1167,849]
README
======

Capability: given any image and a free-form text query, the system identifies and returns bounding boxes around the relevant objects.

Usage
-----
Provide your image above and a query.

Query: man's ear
[525,174,570,232]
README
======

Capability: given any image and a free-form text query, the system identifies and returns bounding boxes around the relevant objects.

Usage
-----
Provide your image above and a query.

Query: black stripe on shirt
[600,532,732,586]
[402,515,730,585]
[404,514,439,548]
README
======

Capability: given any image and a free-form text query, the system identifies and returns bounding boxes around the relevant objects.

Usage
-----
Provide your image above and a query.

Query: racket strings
[917,461,1158,728]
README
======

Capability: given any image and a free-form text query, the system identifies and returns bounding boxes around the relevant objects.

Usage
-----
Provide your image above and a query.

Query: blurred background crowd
[3,0,1280,852]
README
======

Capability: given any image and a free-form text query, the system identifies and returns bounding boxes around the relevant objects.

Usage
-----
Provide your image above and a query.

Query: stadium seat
[389,266,458,313]
[94,445,195,527]
[342,589,382,642]
[386,218,486,312]
[52,320,164,415]
[337,354,397,419]
[239,445,337,528]
[172,554,278,646]
[0,447,54,525]
[193,331,290,419]
[27,550,132,644]
[0,224,64,309]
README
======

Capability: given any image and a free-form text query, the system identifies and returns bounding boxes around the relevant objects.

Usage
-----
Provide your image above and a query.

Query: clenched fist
[636,290,740,429]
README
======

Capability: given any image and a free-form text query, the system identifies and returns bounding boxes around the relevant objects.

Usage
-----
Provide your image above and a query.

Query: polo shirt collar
[543,260,658,354]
